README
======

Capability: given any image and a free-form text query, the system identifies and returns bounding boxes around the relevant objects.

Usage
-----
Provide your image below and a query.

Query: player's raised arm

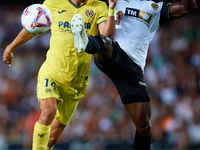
[170,0,197,18]
[98,0,118,40]
[3,28,35,67]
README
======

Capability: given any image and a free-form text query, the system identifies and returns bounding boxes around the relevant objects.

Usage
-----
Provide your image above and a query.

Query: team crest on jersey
[45,88,52,93]
[151,3,159,11]
[85,10,94,18]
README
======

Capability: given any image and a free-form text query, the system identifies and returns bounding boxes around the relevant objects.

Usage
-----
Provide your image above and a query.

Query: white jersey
[114,0,164,71]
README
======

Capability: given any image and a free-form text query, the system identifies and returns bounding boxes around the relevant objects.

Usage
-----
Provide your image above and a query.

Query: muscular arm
[170,0,197,18]
[3,28,35,66]
[98,0,118,40]
[159,0,197,26]
[98,15,116,40]
[7,29,35,51]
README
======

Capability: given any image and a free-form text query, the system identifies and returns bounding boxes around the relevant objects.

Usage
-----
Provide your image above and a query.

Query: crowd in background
[0,1,200,150]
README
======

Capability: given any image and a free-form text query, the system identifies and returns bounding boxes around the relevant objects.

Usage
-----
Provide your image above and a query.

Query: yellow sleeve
[97,2,108,25]
[43,0,50,10]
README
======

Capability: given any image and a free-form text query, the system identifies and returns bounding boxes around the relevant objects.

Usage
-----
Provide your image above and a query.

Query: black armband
[159,2,175,26]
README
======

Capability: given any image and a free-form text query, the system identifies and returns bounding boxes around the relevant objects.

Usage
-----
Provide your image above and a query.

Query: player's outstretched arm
[3,28,35,67]
[170,0,197,18]
[98,0,118,40]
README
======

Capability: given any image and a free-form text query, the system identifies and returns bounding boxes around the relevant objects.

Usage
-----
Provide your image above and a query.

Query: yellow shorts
[37,75,86,125]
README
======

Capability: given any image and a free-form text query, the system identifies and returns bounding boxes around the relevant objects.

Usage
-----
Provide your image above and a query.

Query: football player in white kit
[71,0,197,149]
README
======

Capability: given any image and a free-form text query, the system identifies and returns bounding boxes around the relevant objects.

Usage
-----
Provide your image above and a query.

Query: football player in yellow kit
[3,0,117,149]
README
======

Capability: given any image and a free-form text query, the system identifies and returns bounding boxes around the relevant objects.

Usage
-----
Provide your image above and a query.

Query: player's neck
[71,0,88,6]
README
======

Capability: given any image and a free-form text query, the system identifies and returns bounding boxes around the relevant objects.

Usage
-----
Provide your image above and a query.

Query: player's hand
[108,0,118,9]
[3,47,14,67]
[115,11,123,25]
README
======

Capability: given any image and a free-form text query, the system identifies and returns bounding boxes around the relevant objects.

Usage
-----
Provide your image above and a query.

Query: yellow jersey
[38,0,108,87]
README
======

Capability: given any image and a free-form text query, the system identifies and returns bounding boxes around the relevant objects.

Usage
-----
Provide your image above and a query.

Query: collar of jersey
[68,0,88,8]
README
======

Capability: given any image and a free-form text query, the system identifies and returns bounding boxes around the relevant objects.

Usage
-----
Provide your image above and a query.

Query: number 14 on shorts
[45,78,56,93]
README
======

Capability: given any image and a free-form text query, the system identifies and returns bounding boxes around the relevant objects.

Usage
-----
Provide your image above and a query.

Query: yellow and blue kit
[37,0,108,125]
